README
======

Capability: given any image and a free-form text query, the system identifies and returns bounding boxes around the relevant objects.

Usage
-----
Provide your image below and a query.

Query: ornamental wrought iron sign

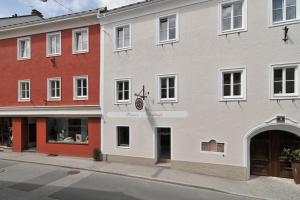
[135,98,144,110]
[134,85,149,110]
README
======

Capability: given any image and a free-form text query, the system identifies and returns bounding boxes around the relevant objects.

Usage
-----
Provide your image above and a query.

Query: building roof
[0,8,102,31]
[0,15,43,28]
[0,9,44,28]
[99,0,165,16]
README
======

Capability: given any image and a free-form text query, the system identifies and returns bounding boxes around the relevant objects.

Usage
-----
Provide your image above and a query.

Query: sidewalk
[0,151,299,200]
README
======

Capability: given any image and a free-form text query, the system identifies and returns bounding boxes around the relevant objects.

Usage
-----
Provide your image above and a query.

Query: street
[0,160,258,200]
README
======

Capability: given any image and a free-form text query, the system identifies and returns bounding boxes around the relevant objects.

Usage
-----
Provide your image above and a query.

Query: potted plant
[93,148,103,161]
[281,148,300,184]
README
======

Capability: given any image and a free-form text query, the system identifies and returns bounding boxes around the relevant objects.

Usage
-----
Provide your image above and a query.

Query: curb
[0,157,268,200]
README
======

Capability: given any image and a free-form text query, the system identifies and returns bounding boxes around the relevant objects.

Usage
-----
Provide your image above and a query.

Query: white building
[99,0,300,180]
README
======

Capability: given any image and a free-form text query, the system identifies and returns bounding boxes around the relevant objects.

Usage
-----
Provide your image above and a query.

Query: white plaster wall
[101,0,300,167]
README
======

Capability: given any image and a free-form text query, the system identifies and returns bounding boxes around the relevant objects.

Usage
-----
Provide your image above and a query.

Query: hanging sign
[135,98,144,110]
[134,85,149,111]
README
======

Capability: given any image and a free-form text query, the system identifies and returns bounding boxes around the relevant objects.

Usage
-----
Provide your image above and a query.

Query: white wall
[101,0,300,167]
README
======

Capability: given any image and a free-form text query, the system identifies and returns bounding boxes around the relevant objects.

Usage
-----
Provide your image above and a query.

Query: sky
[0,0,143,18]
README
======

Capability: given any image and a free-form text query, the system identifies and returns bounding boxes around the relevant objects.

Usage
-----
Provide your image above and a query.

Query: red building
[0,10,101,157]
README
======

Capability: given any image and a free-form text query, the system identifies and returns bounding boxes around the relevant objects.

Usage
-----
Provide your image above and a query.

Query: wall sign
[135,98,144,110]
[134,85,149,111]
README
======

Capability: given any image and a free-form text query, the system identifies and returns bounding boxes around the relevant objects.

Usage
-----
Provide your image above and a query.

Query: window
[116,25,131,49]
[117,126,130,147]
[272,0,299,23]
[74,76,88,100]
[220,0,246,33]
[18,80,30,102]
[47,32,61,56]
[72,28,89,53]
[158,14,178,43]
[48,78,61,101]
[115,79,131,104]
[272,64,299,98]
[159,75,178,102]
[47,118,88,144]
[17,37,31,60]
[201,140,225,153]
[220,68,246,100]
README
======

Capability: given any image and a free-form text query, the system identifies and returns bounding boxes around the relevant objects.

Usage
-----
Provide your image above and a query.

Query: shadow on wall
[145,99,157,130]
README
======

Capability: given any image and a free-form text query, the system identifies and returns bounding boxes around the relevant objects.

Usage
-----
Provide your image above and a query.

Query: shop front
[0,118,12,148]
[12,117,101,158]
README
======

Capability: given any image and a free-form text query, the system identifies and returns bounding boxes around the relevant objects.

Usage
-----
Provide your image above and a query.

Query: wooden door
[251,131,300,178]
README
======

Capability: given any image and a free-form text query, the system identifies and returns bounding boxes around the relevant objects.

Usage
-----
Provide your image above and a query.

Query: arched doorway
[250,130,300,178]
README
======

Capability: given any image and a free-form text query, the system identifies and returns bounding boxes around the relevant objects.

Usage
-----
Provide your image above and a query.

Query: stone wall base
[172,160,247,181]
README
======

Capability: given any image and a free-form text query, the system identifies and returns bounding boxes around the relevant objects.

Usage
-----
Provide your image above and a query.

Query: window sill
[269,19,300,28]
[74,97,88,101]
[18,99,31,102]
[115,101,131,105]
[47,141,88,145]
[270,96,300,100]
[218,28,247,36]
[114,47,132,53]
[158,99,178,104]
[47,53,62,58]
[157,39,179,46]
[17,57,31,61]
[219,98,246,102]
[200,151,225,156]
[47,98,61,102]
[117,146,130,149]
[72,50,89,55]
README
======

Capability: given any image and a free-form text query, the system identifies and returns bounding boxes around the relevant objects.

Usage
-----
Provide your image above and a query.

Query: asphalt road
[0,160,258,200]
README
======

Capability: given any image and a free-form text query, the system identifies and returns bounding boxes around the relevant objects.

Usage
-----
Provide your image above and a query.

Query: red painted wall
[0,25,100,107]
[36,118,101,157]
[12,118,28,152]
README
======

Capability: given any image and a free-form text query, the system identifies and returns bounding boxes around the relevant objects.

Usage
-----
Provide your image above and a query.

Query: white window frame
[270,0,300,25]
[218,0,247,34]
[156,13,179,45]
[18,80,30,102]
[114,78,131,104]
[115,24,131,51]
[157,74,178,103]
[116,126,131,149]
[72,28,89,54]
[46,32,61,57]
[219,67,247,101]
[47,77,62,101]
[73,76,89,100]
[17,37,31,60]
[270,63,300,99]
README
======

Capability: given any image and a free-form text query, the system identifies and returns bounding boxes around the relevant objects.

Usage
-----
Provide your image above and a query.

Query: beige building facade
[99,0,300,180]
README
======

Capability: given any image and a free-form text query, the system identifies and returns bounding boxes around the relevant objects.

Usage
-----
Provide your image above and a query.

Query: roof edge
[0,8,104,32]
[98,0,167,18]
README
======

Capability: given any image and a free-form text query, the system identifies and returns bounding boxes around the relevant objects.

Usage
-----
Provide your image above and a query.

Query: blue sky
[0,0,142,18]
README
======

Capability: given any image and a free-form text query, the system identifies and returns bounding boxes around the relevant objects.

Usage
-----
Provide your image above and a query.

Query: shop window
[47,118,88,144]
[201,140,225,153]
